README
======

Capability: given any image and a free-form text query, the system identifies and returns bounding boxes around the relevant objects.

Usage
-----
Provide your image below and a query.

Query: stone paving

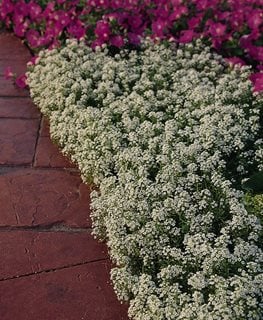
[0,32,129,320]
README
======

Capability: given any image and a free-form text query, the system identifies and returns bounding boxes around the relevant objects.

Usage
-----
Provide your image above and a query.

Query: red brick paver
[0,32,129,320]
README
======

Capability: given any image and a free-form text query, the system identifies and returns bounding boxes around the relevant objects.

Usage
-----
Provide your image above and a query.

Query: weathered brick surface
[0,33,31,61]
[0,261,129,320]
[0,76,29,97]
[0,97,40,118]
[39,117,51,137]
[0,60,30,78]
[0,118,39,165]
[0,118,39,163]
[0,231,107,280]
[34,136,75,168]
[0,169,92,228]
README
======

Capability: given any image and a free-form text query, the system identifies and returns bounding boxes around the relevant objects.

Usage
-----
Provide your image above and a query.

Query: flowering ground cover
[27,39,263,319]
[1,1,262,318]
[0,0,263,91]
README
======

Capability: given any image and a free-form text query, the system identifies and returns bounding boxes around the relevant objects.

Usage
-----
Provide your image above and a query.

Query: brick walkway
[0,32,128,320]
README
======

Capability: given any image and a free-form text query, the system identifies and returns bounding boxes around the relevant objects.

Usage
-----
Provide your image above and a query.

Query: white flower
[27,39,263,320]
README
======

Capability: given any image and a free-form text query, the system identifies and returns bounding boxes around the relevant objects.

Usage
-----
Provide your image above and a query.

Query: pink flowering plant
[0,0,263,90]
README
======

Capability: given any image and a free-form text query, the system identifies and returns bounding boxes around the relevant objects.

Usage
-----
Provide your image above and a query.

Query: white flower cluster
[27,39,263,320]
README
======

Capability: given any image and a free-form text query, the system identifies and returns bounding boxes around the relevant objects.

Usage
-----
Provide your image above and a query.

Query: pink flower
[52,10,71,28]
[229,10,245,30]
[108,0,123,9]
[179,30,195,43]
[0,0,14,19]
[247,10,262,30]
[15,74,27,89]
[48,39,61,50]
[38,35,53,47]
[250,72,263,92]
[110,35,124,47]
[28,2,42,20]
[67,21,86,40]
[152,19,167,38]
[14,23,27,37]
[187,16,201,29]
[13,1,29,16]
[97,0,110,8]
[87,0,109,7]
[128,32,141,45]
[195,0,218,10]
[168,5,188,21]
[4,67,14,80]
[46,22,64,38]
[247,46,263,63]
[128,15,143,30]
[13,13,24,25]
[154,7,170,19]
[225,57,246,67]
[95,20,111,41]
[43,2,55,18]
[26,29,41,48]
[27,56,39,66]
[91,38,105,49]
[209,22,226,37]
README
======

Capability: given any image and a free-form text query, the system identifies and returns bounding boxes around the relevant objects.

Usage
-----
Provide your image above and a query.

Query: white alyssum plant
[27,39,263,320]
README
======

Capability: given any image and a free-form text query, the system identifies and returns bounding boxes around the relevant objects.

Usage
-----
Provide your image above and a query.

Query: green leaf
[242,171,263,194]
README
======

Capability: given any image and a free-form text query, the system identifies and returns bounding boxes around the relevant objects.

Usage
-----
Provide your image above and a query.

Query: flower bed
[1,0,263,91]
[27,39,263,319]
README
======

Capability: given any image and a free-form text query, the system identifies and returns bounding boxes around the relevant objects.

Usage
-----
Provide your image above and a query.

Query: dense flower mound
[27,40,263,319]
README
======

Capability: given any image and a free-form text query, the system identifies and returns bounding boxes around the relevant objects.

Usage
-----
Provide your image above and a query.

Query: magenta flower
[46,22,64,38]
[209,22,226,38]
[95,20,111,41]
[248,46,263,63]
[109,0,123,9]
[152,19,167,38]
[128,15,143,30]
[14,22,28,37]
[4,66,14,80]
[13,13,24,25]
[0,0,14,19]
[195,0,218,10]
[97,0,110,8]
[247,10,262,30]
[28,2,42,20]
[26,29,40,48]
[43,2,55,18]
[110,35,124,47]
[0,0,262,82]
[128,32,141,45]
[91,38,105,49]
[154,7,170,19]
[250,72,263,92]
[225,57,246,67]
[14,1,29,16]
[169,5,188,21]
[15,74,27,89]
[27,56,40,66]
[52,10,71,28]
[67,21,86,40]
[179,30,195,43]
[87,0,109,7]
[187,16,201,30]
